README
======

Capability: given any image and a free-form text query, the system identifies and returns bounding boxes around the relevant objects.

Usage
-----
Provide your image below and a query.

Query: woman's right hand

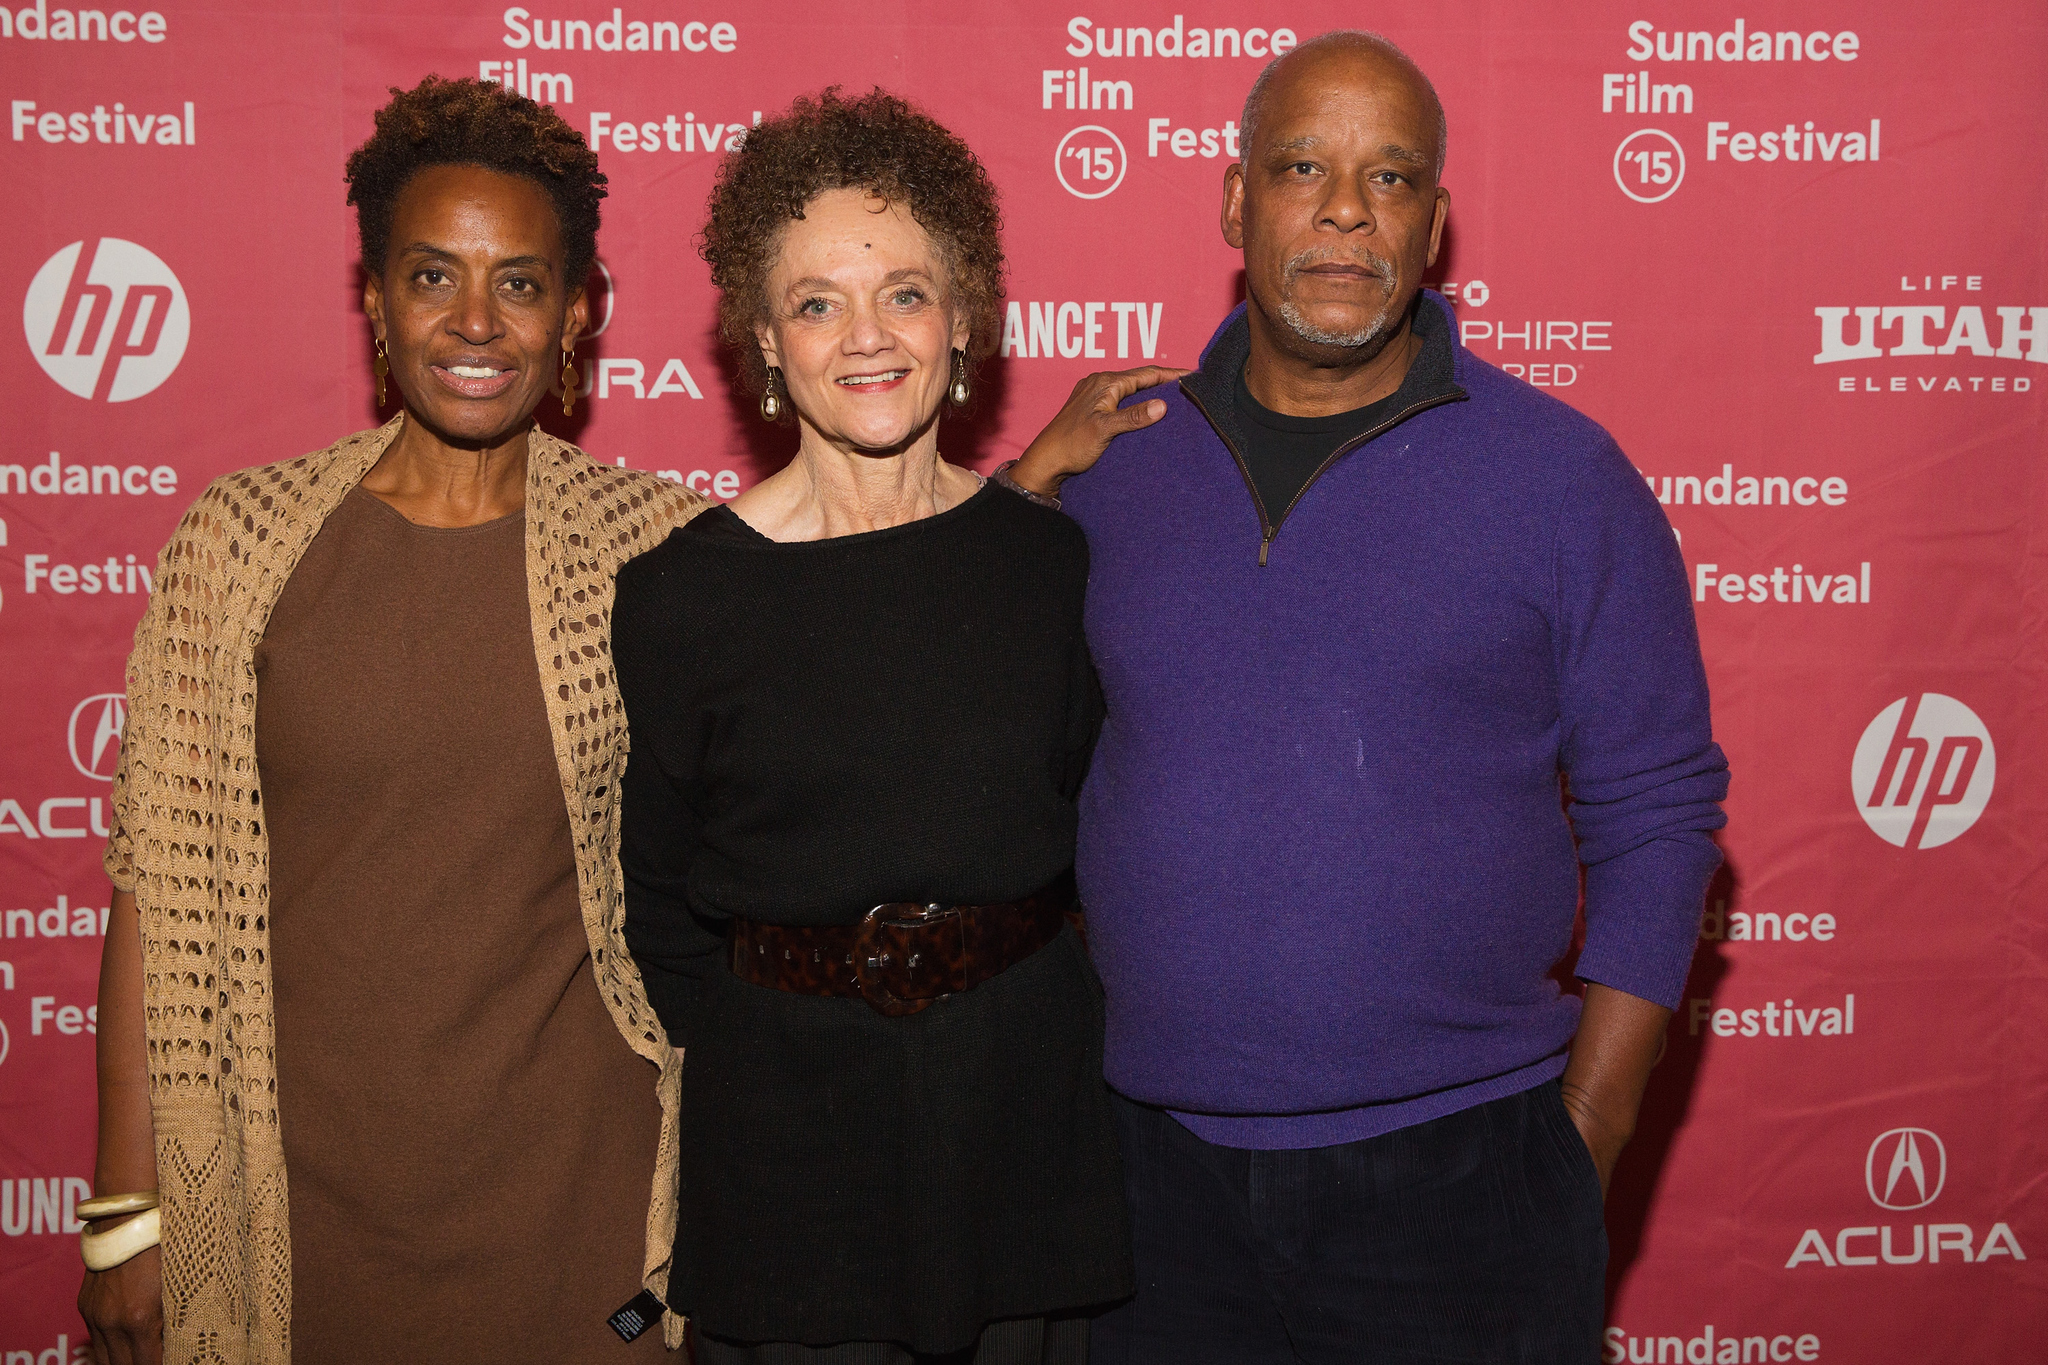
[1010,364,1190,499]
[79,1244,164,1365]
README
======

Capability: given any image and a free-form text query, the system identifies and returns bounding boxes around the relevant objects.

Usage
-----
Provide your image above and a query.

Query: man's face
[1224,46,1448,361]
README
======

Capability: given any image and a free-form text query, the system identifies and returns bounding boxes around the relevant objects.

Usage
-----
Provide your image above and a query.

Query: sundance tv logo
[1851,694,1994,850]
[24,237,189,401]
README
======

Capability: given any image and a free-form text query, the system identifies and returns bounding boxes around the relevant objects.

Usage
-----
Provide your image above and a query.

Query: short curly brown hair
[699,87,1005,399]
[345,75,607,288]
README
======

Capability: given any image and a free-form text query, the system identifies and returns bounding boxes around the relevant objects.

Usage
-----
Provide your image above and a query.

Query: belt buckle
[853,902,957,1017]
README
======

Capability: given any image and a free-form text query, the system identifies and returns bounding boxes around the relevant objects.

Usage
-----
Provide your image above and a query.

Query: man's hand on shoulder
[1012,365,1190,498]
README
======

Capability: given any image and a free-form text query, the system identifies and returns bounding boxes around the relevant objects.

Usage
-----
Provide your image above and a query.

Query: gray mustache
[1282,248,1397,287]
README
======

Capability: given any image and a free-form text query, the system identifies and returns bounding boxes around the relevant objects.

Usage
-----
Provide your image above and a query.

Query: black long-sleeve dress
[612,483,1132,1356]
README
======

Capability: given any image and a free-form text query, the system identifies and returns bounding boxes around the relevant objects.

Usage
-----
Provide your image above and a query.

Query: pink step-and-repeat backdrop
[4,2,2043,1359]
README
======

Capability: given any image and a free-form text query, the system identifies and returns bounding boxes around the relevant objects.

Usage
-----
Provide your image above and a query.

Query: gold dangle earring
[948,349,971,407]
[760,365,785,422]
[373,337,390,407]
[560,346,580,417]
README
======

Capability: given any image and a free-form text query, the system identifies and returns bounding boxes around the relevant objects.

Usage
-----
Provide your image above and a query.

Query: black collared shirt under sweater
[613,484,1132,1354]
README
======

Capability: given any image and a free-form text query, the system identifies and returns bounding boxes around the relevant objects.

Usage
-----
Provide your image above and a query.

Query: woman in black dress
[612,89,1132,1362]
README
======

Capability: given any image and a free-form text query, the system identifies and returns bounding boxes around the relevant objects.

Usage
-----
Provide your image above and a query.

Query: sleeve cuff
[1575,837,1723,1010]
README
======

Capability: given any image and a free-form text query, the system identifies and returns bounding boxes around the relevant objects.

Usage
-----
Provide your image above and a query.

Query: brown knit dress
[254,485,665,1362]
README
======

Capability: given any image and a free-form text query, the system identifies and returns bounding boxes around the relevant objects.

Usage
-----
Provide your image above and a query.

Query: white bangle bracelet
[77,1190,159,1220]
[81,1206,160,1271]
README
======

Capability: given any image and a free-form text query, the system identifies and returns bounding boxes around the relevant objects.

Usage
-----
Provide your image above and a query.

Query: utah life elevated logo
[1851,694,1994,849]
[25,238,189,402]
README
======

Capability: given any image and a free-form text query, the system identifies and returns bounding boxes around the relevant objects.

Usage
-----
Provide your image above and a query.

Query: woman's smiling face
[365,163,585,446]
[757,188,969,456]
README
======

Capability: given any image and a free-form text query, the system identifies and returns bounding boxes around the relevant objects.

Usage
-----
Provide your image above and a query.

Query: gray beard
[1277,298,1395,350]
[1275,246,1401,350]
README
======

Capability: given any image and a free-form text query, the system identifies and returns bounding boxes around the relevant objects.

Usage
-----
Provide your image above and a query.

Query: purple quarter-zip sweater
[1059,293,1728,1149]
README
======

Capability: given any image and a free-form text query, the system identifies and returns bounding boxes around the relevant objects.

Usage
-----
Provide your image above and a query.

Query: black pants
[1091,1080,1607,1365]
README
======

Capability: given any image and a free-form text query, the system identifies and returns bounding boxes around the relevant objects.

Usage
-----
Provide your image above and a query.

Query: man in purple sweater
[1005,30,1728,1364]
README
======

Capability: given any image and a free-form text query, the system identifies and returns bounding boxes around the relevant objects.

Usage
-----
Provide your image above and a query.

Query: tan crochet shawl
[103,417,706,1361]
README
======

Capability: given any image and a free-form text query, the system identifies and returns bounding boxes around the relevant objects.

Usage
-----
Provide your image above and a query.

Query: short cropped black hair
[345,75,607,286]
[699,86,1005,397]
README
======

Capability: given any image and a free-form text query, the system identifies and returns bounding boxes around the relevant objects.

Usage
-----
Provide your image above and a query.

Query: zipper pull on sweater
[1259,534,1273,567]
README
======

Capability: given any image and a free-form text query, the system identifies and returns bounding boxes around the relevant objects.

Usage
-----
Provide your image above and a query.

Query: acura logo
[68,693,126,781]
[1865,1128,1946,1211]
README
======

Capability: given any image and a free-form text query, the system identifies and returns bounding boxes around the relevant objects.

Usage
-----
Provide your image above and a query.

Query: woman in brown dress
[78,77,701,1364]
